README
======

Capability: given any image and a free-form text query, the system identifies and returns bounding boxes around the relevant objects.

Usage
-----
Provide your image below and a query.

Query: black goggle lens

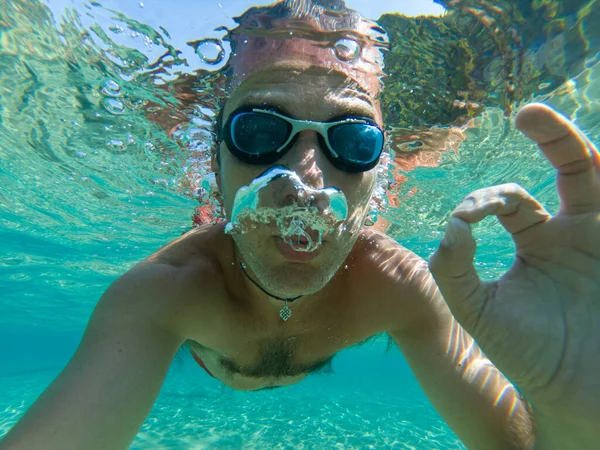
[328,123,383,166]
[231,112,291,155]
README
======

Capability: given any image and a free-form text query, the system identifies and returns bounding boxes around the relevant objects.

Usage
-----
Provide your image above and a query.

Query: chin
[241,244,343,298]
[234,228,355,295]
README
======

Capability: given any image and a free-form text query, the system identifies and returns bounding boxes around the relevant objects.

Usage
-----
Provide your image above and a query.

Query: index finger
[515,103,600,215]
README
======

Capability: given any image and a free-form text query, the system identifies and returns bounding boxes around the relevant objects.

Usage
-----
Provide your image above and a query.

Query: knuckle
[496,183,528,197]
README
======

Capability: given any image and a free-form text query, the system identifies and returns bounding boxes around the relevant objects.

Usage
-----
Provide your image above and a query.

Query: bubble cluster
[224,166,348,253]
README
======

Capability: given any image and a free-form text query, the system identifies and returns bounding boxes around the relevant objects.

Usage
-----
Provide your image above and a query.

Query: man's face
[217,66,383,298]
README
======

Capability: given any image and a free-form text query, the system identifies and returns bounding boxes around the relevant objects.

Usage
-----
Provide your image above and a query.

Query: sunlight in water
[0,0,599,448]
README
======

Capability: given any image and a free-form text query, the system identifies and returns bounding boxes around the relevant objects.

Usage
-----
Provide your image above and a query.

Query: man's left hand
[429,103,600,444]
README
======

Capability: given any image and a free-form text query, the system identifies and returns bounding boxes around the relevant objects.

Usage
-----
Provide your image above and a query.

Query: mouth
[285,233,311,249]
[289,226,322,244]
[275,235,323,262]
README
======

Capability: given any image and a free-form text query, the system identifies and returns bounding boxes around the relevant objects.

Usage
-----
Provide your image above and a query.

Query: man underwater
[2,1,599,449]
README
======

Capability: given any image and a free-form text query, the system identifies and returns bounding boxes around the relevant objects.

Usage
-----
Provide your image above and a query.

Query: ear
[210,145,225,217]
[211,145,222,192]
[212,103,225,193]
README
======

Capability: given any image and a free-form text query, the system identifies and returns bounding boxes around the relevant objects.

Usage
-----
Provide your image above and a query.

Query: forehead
[224,66,382,124]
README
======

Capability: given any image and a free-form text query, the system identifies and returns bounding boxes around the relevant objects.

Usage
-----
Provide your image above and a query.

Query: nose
[276,181,331,213]
[280,130,325,190]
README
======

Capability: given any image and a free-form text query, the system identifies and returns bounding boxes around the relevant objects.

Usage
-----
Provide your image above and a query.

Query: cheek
[328,171,377,237]
[219,146,275,219]
[343,171,377,212]
[219,147,250,216]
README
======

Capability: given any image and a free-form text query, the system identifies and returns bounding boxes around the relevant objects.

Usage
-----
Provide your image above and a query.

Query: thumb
[429,217,487,331]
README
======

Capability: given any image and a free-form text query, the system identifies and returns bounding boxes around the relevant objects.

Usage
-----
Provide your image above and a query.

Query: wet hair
[223,0,388,87]
[230,0,366,37]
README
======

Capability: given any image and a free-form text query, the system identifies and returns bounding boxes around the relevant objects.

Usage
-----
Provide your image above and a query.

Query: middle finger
[515,104,600,215]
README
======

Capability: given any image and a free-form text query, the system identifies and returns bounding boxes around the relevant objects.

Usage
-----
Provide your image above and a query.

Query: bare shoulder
[104,223,233,341]
[352,228,431,287]
[144,223,230,268]
[349,228,443,334]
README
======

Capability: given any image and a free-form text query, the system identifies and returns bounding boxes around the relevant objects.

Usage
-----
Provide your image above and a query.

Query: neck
[239,262,303,303]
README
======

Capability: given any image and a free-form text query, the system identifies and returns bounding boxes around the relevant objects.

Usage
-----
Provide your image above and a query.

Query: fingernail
[442,218,459,246]
[452,197,476,216]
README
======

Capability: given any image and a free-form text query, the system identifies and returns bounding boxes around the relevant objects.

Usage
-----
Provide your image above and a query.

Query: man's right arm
[0,263,189,450]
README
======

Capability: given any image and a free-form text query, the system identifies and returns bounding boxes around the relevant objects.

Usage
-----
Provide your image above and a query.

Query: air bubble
[101,79,121,97]
[106,139,126,152]
[191,38,225,65]
[333,38,360,62]
[103,98,125,115]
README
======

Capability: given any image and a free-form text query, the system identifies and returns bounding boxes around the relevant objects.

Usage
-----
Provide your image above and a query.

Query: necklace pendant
[279,304,292,321]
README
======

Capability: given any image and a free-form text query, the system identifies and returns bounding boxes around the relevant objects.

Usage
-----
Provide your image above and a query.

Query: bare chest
[186,296,385,390]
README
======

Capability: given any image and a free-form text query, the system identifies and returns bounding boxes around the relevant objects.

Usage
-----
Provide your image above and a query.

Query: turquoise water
[1,0,599,448]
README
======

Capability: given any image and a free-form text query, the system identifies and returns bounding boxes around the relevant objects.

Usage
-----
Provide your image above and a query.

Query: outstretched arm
[376,243,534,450]
[384,254,535,449]
[0,264,187,450]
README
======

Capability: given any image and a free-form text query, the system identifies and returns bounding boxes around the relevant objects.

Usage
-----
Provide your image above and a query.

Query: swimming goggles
[222,107,385,173]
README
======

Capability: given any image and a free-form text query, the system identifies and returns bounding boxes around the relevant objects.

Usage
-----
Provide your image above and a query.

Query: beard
[231,218,360,299]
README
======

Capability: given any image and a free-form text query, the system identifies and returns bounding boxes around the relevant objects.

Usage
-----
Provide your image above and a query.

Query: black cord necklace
[239,262,302,321]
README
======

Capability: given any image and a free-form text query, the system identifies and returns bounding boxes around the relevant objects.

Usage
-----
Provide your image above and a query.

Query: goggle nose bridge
[255,108,373,159]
